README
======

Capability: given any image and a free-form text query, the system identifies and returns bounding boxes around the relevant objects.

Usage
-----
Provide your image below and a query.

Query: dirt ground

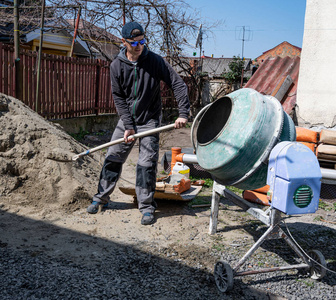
[1,93,335,297]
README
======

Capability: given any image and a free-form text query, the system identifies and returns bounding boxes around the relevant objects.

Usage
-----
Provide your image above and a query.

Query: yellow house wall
[31,39,71,56]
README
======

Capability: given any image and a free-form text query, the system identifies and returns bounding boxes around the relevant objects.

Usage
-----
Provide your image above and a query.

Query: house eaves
[25,27,91,56]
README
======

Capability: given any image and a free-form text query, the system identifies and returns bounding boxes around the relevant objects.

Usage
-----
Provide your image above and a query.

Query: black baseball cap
[122,22,145,39]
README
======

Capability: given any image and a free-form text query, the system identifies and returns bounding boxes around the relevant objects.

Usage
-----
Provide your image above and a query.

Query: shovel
[72,123,176,161]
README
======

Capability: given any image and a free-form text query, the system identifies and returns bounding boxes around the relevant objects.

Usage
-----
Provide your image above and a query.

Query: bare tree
[1,0,220,110]
[46,0,214,110]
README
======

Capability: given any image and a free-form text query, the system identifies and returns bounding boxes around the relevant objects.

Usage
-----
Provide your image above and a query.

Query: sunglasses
[125,38,146,47]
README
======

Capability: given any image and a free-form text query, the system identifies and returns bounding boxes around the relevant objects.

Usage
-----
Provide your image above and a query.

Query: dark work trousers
[92,119,159,214]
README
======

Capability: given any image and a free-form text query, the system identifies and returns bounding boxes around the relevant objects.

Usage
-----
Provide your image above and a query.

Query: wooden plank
[10,50,15,96]
[41,54,46,114]
[70,57,75,117]
[119,186,187,201]
[28,54,32,108]
[80,58,84,116]
[94,61,100,115]
[89,60,95,114]
[52,56,57,118]
[56,57,61,118]
[63,57,67,118]
[79,58,83,116]
[22,52,27,104]
[103,63,108,113]
[77,59,81,117]
[271,75,293,102]
[3,48,8,95]
[119,185,202,201]
[46,56,51,116]
[85,58,90,115]
[0,43,3,93]
[66,57,71,117]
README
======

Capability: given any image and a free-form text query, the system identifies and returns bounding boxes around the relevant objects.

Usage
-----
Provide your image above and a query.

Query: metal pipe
[176,154,336,183]
[72,124,176,161]
[233,224,277,272]
[235,263,308,277]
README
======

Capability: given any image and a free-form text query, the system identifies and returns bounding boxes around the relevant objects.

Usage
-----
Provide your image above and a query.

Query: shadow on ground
[0,209,282,300]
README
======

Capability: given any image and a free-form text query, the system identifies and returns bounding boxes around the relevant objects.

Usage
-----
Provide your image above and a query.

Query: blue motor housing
[267,142,322,215]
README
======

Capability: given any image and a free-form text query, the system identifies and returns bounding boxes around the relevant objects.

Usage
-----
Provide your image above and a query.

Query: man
[87,21,190,225]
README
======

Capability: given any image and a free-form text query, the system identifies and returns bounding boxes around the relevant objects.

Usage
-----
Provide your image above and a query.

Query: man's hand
[174,117,188,129]
[124,129,136,143]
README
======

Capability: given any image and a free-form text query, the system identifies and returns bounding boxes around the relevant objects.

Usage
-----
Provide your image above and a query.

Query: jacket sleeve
[110,62,134,130]
[160,58,190,119]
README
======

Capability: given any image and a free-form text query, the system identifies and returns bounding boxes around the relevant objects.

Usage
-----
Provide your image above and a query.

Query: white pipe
[178,155,336,183]
[320,168,336,180]
[180,153,198,164]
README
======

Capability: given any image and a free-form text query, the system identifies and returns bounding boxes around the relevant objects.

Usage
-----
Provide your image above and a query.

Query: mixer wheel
[308,250,326,280]
[214,260,234,292]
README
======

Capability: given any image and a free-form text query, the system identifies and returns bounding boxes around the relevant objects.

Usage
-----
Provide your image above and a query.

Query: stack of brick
[295,127,319,154]
[242,185,270,206]
[316,129,336,168]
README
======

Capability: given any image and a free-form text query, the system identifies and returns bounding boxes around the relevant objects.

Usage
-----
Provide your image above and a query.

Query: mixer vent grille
[293,185,313,208]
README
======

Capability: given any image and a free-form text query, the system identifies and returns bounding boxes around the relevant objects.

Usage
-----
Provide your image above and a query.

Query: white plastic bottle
[172,162,190,178]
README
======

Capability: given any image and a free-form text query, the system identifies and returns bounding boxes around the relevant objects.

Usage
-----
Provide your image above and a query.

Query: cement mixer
[191,88,296,190]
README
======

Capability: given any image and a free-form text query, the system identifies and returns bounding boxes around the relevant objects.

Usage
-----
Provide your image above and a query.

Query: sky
[184,0,307,59]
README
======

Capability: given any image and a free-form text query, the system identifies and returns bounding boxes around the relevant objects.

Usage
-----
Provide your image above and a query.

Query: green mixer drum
[195,88,296,190]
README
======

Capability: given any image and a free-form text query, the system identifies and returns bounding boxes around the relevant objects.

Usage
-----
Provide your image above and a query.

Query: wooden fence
[0,43,195,120]
[0,43,116,119]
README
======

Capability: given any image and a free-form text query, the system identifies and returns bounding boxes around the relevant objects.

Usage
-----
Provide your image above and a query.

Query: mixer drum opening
[196,97,232,145]
[193,88,296,190]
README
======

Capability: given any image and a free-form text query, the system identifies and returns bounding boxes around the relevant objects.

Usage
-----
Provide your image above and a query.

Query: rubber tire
[214,260,234,293]
[308,249,327,280]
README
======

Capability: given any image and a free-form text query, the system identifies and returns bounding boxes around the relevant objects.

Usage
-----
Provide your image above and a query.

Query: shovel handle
[72,123,176,161]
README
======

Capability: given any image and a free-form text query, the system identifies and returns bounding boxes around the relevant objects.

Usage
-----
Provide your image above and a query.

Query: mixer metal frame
[210,181,327,293]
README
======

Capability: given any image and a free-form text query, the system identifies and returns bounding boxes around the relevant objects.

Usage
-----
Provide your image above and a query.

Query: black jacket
[110,46,190,130]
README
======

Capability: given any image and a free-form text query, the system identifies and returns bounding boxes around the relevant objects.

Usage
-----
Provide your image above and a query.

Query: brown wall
[256,42,301,65]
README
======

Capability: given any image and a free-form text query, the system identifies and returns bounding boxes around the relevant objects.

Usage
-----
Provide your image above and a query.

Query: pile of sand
[0,93,103,212]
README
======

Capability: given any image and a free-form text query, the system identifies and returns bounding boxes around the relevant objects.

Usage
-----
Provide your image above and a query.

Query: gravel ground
[0,207,335,300]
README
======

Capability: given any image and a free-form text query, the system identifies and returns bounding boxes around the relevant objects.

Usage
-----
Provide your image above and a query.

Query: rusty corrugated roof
[245,56,300,114]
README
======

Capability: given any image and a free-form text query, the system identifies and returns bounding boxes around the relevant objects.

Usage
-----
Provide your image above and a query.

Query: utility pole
[14,0,22,100]
[35,0,46,113]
